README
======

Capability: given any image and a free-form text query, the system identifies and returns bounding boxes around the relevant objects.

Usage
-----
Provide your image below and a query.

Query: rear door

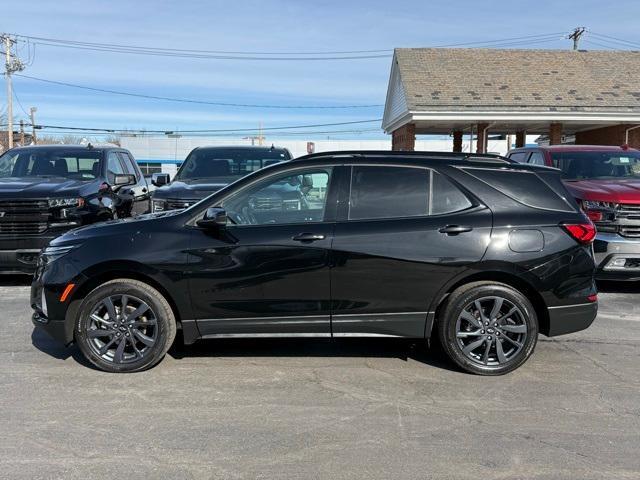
[330,164,492,338]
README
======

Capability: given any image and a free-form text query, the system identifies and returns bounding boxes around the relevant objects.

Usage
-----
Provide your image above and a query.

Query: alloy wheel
[455,296,528,366]
[85,294,158,365]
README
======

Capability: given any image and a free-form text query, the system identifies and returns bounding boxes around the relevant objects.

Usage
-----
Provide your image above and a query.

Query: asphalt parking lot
[1,277,639,480]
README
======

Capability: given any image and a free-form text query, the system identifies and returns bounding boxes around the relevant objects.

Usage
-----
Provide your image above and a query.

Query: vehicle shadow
[30,328,94,368]
[0,274,32,287]
[169,336,460,373]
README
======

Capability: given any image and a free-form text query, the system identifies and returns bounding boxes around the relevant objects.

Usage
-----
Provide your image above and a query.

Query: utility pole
[29,107,37,144]
[3,35,13,149]
[568,27,586,50]
[2,34,24,149]
[19,119,24,144]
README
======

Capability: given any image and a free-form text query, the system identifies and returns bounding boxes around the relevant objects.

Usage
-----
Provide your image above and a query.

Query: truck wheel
[437,282,538,375]
[75,279,176,373]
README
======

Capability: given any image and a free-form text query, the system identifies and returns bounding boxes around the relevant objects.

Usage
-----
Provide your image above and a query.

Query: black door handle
[292,233,326,242]
[142,187,147,193]
[439,225,473,235]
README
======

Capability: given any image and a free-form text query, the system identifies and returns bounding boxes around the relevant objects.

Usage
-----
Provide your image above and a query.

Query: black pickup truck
[0,144,150,273]
[151,145,292,212]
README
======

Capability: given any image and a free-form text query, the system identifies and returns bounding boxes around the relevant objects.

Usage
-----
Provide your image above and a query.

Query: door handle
[292,233,326,242]
[142,187,147,193]
[439,225,473,235]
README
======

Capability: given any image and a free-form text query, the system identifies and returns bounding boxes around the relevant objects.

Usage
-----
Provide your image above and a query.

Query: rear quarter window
[462,167,574,212]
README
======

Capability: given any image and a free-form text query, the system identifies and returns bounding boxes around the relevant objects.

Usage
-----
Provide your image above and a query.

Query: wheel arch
[427,269,550,337]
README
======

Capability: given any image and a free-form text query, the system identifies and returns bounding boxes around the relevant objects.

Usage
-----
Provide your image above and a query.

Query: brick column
[476,123,489,153]
[515,130,526,148]
[452,130,463,152]
[391,124,416,151]
[549,123,563,145]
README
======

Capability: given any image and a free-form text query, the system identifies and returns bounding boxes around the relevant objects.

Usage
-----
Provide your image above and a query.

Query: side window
[349,166,429,220]
[528,151,545,166]
[222,168,331,226]
[106,152,125,183]
[118,152,140,180]
[508,152,529,163]
[431,172,473,215]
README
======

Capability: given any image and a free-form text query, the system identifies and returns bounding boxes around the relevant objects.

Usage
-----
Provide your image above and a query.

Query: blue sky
[3,0,640,139]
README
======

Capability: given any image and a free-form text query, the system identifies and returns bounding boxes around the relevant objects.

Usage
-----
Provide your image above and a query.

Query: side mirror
[152,173,170,187]
[196,207,227,229]
[112,173,136,187]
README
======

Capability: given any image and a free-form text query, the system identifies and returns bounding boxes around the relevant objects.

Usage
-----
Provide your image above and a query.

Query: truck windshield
[174,148,290,182]
[0,148,102,180]
[551,151,640,180]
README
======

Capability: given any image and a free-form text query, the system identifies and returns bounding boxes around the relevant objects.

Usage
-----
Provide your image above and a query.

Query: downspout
[625,125,640,145]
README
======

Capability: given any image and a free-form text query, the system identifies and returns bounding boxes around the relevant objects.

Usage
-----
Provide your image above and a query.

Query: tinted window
[118,152,139,180]
[349,166,429,220]
[464,168,572,211]
[222,169,331,225]
[106,152,125,183]
[528,151,545,166]
[0,148,102,180]
[550,151,640,180]
[175,148,291,181]
[431,172,473,215]
[508,152,529,163]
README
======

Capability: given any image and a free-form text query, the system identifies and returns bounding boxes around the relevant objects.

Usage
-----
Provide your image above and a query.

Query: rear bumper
[593,232,640,281]
[546,302,598,337]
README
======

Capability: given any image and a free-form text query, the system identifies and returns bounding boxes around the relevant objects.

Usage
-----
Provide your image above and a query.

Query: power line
[589,32,640,49]
[27,118,382,134]
[14,74,383,109]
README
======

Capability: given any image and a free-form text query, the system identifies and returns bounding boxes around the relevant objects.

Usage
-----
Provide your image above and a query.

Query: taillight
[585,209,603,222]
[587,293,598,303]
[561,221,597,244]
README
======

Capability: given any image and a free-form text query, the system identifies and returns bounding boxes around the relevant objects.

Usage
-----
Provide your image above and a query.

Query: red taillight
[587,294,598,303]
[585,209,603,222]
[561,222,596,244]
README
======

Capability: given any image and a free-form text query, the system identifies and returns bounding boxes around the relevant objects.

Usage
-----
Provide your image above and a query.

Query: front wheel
[437,282,538,375]
[75,279,176,373]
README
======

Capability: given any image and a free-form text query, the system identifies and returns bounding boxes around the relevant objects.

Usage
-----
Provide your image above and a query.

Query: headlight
[152,199,166,212]
[49,198,84,208]
[40,244,80,264]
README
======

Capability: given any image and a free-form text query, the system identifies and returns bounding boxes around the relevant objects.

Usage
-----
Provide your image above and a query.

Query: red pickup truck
[506,145,640,281]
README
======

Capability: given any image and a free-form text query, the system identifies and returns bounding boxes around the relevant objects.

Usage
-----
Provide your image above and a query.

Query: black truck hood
[153,177,236,200]
[0,177,90,198]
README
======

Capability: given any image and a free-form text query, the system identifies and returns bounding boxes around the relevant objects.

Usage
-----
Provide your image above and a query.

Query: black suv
[0,145,150,273]
[151,145,292,212]
[31,151,598,375]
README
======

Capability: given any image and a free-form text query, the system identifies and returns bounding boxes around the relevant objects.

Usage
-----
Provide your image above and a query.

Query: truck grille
[619,226,640,238]
[0,200,49,235]
[616,203,640,219]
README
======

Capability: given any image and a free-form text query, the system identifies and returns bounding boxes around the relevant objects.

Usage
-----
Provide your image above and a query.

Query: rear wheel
[437,282,538,375]
[75,279,176,373]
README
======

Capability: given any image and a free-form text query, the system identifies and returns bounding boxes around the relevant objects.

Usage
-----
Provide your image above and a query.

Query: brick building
[382,48,640,152]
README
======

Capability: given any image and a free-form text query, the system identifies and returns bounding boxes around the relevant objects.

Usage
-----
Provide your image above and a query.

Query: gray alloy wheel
[437,282,538,375]
[76,279,176,373]
[455,296,527,367]
[85,294,158,365]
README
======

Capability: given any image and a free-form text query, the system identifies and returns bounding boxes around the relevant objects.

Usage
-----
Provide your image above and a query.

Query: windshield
[0,148,103,180]
[551,151,640,180]
[174,148,290,181]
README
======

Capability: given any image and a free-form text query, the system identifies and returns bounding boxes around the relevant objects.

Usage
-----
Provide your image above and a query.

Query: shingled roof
[382,48,640,134]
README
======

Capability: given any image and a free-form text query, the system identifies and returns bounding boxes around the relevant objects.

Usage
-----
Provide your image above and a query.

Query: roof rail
[291,150,512,163]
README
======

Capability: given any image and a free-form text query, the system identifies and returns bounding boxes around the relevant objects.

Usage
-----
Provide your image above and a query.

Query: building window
[137,162,162,175]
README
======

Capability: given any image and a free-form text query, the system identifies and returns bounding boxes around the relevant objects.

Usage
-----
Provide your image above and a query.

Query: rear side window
[528,151,545,166]
[349,166,429,220]
[463,168,572,212]
[508,152,528,163]
[431,172,473,215]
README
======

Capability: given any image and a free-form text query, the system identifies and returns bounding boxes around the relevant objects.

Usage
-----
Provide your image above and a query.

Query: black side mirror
[112,174,136,188]
[197,207,227,229]
[152,173,170,187]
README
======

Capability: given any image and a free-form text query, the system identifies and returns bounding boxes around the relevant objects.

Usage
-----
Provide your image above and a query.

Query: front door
[330,165,492,338]
[187,166,336,337]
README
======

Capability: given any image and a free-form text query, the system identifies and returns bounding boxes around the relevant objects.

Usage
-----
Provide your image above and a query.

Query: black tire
[437,282,538,375]
[75,279,176,373]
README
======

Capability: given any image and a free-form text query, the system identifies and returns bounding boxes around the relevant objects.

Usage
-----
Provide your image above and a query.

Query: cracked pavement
[0,277,639,479]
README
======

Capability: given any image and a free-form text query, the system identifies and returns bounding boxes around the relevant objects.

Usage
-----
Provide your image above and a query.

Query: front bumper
[593,232,640,281]
[0,230,75,274]
[546,301,598,337]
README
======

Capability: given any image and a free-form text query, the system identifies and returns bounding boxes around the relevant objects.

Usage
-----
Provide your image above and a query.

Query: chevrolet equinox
[31,151,598,375]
